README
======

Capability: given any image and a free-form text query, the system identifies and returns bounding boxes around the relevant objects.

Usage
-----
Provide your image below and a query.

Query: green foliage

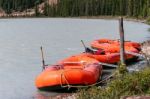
[0,0,44,14]
[0,0,150,18]
[42,0,150,18]
[77,67,150,99]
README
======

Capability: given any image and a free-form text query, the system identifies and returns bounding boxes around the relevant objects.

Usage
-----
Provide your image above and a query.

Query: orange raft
[72,52,136,64]
[35,56,102,91]
[91,39,140,53]
[91,38,141,51]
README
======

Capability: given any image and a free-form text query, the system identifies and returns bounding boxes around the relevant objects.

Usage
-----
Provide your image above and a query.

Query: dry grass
[76,67,150,99]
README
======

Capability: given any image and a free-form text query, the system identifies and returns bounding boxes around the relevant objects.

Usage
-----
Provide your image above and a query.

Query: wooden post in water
[40,46,46,70]
[115,17,127,75]
[119,17,125,65]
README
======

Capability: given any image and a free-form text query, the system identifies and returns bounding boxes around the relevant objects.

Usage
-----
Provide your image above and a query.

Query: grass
[77,40,150,99]
[76,66,150,99]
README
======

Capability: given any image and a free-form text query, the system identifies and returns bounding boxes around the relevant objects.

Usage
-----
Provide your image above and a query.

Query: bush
[77,67,150,99]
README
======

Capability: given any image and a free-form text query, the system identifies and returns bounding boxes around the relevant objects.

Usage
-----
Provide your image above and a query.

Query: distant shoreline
[78,16,146,23]
[0,16,147,24]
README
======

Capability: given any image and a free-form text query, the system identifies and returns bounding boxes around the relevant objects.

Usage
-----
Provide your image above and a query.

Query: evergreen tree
[0,0,149,19]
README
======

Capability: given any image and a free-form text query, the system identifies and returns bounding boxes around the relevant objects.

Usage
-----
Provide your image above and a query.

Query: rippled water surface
[0,18,149,99]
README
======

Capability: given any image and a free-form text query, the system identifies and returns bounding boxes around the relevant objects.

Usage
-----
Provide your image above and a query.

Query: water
[0,18,149,99]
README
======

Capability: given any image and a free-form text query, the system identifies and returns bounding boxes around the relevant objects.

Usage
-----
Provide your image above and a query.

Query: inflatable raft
[91,39,140,53]
[91,39,141,51]
[35,56,102,91]
[73,51,137,64]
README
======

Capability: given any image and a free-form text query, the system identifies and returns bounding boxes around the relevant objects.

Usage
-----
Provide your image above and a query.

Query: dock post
[40,46,46,70]
[118,17,127,74]
[119,17,125,65]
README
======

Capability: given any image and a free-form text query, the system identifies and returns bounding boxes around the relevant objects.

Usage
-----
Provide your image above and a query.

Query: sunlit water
[0,18,149,99]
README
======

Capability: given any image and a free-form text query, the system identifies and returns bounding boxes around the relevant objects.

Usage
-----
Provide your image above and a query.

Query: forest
[44,0,150,18]
[0,0,150,19]
[0,0,43,13]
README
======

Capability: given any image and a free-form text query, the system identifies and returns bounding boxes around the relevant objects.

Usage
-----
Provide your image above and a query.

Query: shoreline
[52,40,150,99]
[47,40,150,99]
[0,16,147,24]
[78,16,146,23]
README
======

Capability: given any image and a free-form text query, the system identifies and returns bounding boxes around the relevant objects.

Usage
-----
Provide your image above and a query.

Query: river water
[0,18,149,99]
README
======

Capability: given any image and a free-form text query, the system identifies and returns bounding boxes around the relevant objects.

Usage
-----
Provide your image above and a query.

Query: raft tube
[35,56,102,91]
[72,51,137,64]
[91,39,141,51]
[91,39,140,53]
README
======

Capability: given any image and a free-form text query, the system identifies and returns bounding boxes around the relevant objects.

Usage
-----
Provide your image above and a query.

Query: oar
[40,46,46,70]
[81,40,105,53]
[81,40,87,51]
[81,40,95,53]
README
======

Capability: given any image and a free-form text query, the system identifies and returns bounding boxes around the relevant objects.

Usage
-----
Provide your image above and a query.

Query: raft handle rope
[60,64,87,89]
[60,70,72,89]
[60,69,115,88]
